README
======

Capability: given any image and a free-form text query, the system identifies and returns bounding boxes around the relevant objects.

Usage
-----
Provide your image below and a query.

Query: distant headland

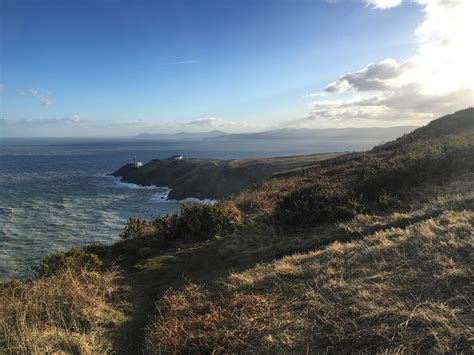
[112,152,343,200]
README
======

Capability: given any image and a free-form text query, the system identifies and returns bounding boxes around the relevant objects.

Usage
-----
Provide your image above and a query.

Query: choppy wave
[0,147,224,281]
[105,175,162,190]
[179,197,218,205]
[148,189,217,205]
[149,189,172,202]
[0,171,182,280]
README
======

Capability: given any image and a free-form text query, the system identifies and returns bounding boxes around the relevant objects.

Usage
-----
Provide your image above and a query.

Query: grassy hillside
[1,108,473,354]
[147,209,473,353]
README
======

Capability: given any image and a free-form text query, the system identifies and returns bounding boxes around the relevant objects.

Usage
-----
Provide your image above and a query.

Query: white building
[131,156,143,168]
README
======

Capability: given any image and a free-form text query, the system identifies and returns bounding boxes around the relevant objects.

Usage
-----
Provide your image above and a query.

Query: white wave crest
[149,189,172,202]
[149,190,217,205]
[179,197,218,205]
[105,175,162,190]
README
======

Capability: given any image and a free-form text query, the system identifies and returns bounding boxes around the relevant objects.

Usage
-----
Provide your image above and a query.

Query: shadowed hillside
[375,107,474,151]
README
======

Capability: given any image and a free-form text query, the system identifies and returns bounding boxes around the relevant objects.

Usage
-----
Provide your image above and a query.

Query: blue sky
[1,0,471,136]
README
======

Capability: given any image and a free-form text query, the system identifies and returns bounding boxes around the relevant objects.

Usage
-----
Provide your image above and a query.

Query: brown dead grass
[145,210,473,353]
[231,176,308,217]
[0,267,125,354]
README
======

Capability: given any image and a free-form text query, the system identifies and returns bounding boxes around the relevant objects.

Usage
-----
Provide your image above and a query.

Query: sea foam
[105,175,162,190]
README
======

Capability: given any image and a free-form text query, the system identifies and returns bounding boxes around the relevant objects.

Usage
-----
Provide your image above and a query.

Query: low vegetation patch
[273,183,358,230]
[34,247,104,277]
[122,203,242,245]
[231,176,307,218]
[0,264,125,353]
[268,132,474,229]
[145,210,473,353]
[358,134,474,202]
[153,203,242,242]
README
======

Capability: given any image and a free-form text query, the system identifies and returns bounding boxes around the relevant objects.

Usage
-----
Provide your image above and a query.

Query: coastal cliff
[112,153,343,200]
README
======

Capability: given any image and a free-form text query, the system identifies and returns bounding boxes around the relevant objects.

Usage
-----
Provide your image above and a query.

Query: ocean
[0,135,395,280]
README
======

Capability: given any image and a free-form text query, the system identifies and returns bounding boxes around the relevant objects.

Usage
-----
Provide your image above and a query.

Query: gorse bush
[35,247,103,277]
[154,203,242,242]
[121,203,242,245]
[274,183,358,230]
[122,218,156,240]
[270,134,473,229]
[357,134,474,201]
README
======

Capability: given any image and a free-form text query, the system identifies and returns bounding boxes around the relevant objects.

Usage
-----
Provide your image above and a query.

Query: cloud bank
[0,116,265,137]
[308,0,474,126]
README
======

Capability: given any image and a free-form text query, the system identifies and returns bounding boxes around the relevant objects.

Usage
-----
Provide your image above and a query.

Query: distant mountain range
[135,130,228,140]
[135,126,418,142]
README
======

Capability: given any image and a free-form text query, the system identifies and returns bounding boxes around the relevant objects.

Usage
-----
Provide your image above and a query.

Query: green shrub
[357,135,474,201]
[153,203,242,242]
[35,247,103,277]
[274,184,358,230]
[121,218,156,240]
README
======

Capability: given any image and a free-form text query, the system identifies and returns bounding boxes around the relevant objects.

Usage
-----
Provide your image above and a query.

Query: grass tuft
[0,266,125,354]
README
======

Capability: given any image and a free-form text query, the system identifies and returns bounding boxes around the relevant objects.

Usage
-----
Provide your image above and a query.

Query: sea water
[0,136,385,280]
[0,138,243,280]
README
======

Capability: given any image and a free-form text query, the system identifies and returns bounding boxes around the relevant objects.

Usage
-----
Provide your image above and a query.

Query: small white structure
[169,155,183,160]
[131,156,143,168]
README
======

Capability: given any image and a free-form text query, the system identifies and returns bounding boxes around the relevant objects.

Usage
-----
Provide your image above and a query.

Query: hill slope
[142,108,474,352]
[375,107,474,151]
[147,208,473,353]
[1,108,473,354]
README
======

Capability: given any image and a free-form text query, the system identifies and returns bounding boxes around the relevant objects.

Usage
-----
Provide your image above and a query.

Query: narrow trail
[113,237,278,354]
[109,198,467,354]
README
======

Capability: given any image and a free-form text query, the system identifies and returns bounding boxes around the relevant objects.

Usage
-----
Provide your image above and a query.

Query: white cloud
[1,117,86,127]
[308,85,473,125]
[187,117,223,126]
[324,59,414,92]
[304,92,328,98]
[365,0,402,9]
[184,116,266,132]
[0,115,272,137]
[160,60,200,66]
[18,89,53,106]
[307,0,474,126]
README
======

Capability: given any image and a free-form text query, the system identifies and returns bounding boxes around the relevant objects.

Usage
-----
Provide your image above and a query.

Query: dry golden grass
[231,176,308,217]
[0,267,125,354]
[145,210,473,353]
